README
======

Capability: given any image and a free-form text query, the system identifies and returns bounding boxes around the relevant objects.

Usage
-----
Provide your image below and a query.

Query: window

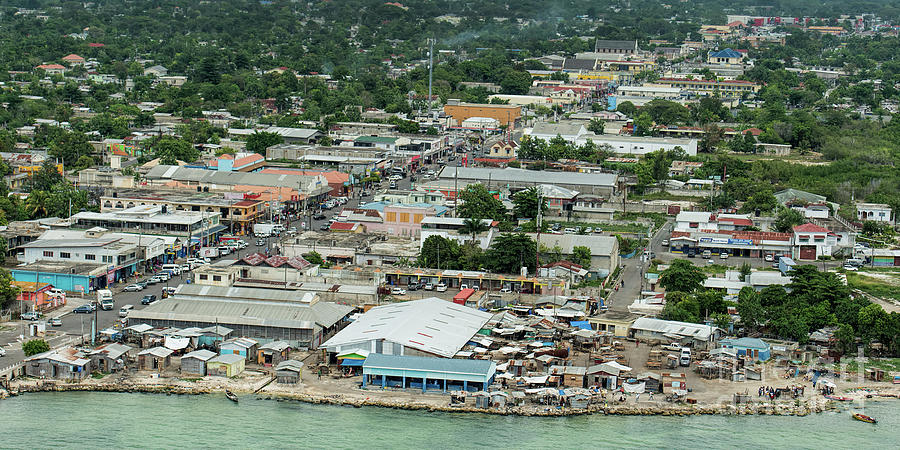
[199,274,208,280]
[385,212,397,222]
[42,251,54,257]
[60,252,71,259]
[102,256,113,263]
[213,275,222,282]
[85,254,96,261]
[399,213,410,223]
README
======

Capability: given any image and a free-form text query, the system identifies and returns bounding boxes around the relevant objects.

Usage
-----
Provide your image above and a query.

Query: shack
[24,346,91,381]
[87,343,132,373]
[180,349,217,377]
[549,365,587,388]
[207,353,246,377]
[718,337,771,361]
[275,360,305,384]
[362,353,496,392]
[138,346,174,372]
[586,361,632,389]
[219,337,259,361]
[257,341,291,367]
[198,325,233,348]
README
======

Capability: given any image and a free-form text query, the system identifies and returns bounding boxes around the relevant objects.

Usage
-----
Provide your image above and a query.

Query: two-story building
[792,223,837,260]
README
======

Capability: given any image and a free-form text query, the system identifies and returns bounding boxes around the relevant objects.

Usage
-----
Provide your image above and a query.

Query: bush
[23,339,50,356]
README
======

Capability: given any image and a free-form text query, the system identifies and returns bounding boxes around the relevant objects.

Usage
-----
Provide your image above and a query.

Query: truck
[97,289,114,310]
[253,223,284,236]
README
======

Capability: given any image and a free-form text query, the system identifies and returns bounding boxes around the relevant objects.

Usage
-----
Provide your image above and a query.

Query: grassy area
[91,372,107,379]
[615,212,668,230]
[835,358,900,373]
[631,191,703,202]
[702,263,730,275]
[846,272,900,300]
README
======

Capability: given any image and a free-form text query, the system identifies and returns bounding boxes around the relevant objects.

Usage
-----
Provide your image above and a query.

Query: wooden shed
[181,349,217,377]
[207,353,246,377]
[138,347,174,372]
[275,360,305,384]
[257,341,291,367]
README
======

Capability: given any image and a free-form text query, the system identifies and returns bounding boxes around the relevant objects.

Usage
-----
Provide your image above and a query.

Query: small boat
[825,395,853,401]
[225,390,239,403]
[852,413,876,424]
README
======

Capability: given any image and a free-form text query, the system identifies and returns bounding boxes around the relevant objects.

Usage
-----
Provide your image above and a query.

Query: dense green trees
[659,259,705,293]
[23,339,50,357]
[511,187,548,220]
[457,184,506,221]
[484,233,537,274]
[150,136,198,164]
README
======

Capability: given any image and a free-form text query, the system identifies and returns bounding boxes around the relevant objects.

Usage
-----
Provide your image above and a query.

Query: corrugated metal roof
[128,295,352,330]
[438,167,617,188]
[631,317,717,341]
[322,297,492,358]
[363,353,495,377]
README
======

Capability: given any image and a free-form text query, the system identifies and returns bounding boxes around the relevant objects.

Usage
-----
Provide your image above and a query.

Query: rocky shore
[7,376,891,417]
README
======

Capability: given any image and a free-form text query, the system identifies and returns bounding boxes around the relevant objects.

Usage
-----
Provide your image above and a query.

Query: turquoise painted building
[719,337,771,361]
[362,353,496,392]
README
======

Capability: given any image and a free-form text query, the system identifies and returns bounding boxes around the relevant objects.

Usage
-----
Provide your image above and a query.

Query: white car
[436,283,447,292]
[123,284,144,292]
[423,283,434,291]
[842,264,858,271]
[390,287,406,295]
[564,228,576,234]
[0,347,6,357]
[500,287,512,293]
[46,288,65,298]
[764,254,774,262]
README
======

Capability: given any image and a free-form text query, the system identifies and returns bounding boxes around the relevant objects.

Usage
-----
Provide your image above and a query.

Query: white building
[582,134,698,156]
[321,297,493,358]
[792,223,837,260]
[420,217,496,250]
[856,202,894,225]
[674,211,716,232]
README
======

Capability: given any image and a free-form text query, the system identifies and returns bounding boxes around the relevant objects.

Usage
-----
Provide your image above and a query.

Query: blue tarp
[570,321,591,330]
[340,359,365,367]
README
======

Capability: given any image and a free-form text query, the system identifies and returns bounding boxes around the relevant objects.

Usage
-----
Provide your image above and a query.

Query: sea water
[0,392,894,449]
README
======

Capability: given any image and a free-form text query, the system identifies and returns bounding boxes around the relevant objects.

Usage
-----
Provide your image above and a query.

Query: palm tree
[458,217,489,243]
[25,191,50,219]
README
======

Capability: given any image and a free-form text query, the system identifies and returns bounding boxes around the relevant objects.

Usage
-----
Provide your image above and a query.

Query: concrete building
[443,100,522,129]
[580,135,698,156]
[10,260,108,294]
[594,40,638,55]
[438,167,617,197]
[420,217,496,249]
[707,48,743,64]
[362,353,496,392]
[792,223,837,260]
[856,202,894,225]
[527,233,619,279]
[321,297,493,359]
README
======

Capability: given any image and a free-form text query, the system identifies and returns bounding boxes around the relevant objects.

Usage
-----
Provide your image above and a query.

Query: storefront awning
[340,358,365,367]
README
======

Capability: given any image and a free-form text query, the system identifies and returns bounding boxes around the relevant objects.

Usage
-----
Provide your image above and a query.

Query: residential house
[35,64,66,75]
[586,361,632,389]
[207,153,265,172]
[61,54,85,65]
[24,346,92,381]
[489,140,517,159]
[668,161,703,177]
[198,325,234,348]
[144,65,168,77]
[257,341,291,367]
[528,122,588,145]
[180,349,217,376]
[275,360,304,383]
[206,353,246,377]
[856,203,894,225]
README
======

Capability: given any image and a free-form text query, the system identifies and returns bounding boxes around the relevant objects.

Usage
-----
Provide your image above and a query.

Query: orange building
[443,101,522,129]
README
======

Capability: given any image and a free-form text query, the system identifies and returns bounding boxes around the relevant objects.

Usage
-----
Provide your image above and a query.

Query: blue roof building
[719,337,770,361]
[708,48,743,64]
[362,353,496,392]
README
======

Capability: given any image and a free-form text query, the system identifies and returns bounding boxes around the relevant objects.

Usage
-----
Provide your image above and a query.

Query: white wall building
[856,202,894,225]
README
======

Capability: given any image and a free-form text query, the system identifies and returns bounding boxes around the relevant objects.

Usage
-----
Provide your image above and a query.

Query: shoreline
[6,377,897,417]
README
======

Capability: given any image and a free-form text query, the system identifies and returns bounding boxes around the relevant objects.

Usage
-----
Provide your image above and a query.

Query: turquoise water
[0,392,895,449]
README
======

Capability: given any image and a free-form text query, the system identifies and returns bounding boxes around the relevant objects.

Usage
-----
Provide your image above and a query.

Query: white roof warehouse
[322,297,493,358]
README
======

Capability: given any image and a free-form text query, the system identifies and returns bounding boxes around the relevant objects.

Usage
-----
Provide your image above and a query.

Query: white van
[119,304,134,318]
[680,348,692,367]
[161,264,182,275]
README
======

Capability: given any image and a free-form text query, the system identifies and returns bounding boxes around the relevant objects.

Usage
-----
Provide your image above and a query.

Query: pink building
[365,204,440,238]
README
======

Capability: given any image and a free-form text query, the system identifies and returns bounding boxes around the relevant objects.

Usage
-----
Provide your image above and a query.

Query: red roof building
[330,221,362,232]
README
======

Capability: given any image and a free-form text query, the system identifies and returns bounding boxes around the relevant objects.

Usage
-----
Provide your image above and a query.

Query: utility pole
[427,38,434,118]
[535,187,542,275]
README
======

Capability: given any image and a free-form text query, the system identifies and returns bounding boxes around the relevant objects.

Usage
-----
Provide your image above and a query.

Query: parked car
[145,276,161,285]
[663,343,684,352]
[842,264,858,271]
[719,252,729,259]
[313,213,326,220]
[320,224,331,231]
[141,295,158,305]
[460,283,468,290]
[123,284,144,292]
[500,286,512,293]
[564,228,576,234]
[164,286,178,295]
[46,288,65,298]
[660,239,669,246]
[764,254,775,262]
[48,317,62,327]
[424,283,435,291]
[74,304,93,314]
[390,287,406,295]
[0,347,6,357]
[20,311,42,321]
[407,283,420,291]
[436,282,447,292]
[256,239,266,246]
[687,250,695,258]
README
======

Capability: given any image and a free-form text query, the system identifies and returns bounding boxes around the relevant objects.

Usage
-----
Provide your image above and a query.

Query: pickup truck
[663,343,684,352]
